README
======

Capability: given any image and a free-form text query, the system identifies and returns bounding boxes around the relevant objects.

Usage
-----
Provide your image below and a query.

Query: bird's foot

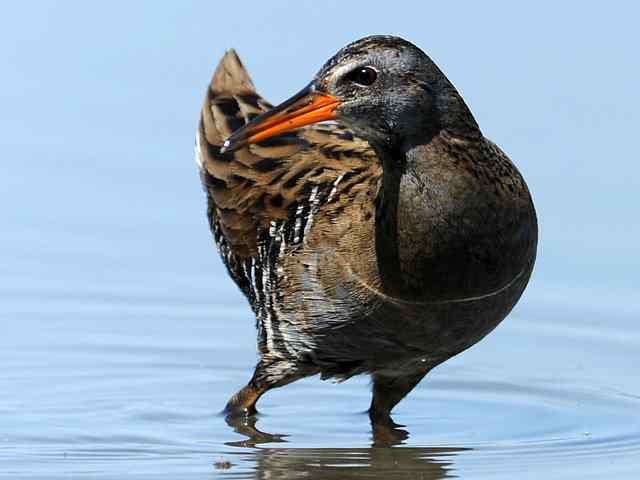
[369,409,409,446]
[372,422,409,446]
[223,402,258,419]
[223,383,262,419]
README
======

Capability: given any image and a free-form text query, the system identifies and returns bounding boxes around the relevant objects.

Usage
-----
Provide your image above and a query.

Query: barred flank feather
[196,50,381,364]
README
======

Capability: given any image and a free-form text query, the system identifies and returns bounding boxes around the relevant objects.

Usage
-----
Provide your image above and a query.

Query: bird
[195,35,537,431]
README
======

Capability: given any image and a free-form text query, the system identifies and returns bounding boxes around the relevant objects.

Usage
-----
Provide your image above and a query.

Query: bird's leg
[369,370,430,445]
[369,369,429,430]
[223,359,308,418]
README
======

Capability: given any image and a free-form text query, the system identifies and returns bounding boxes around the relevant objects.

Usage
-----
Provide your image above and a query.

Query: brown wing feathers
[198,50,378,261]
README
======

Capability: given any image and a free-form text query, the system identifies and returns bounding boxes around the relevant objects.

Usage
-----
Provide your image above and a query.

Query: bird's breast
[376,138,537,303]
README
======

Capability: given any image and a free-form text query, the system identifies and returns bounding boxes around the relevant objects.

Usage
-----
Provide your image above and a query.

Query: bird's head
[222,36,478,154]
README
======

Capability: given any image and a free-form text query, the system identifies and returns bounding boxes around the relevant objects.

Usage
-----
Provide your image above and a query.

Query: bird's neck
[433,85,481,141]
[390,87,481,154]
[371,78,485,297]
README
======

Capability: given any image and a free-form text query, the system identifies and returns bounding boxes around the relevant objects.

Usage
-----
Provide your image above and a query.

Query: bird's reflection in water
[225,415,288,448]
[223,416,467,479]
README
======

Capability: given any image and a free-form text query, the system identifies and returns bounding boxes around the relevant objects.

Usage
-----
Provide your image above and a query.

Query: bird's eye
[346,66,377,86]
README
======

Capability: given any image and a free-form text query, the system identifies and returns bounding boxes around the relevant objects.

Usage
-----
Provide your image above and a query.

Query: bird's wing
[196,50,379,297]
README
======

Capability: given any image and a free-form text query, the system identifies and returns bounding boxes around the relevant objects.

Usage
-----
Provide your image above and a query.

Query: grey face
[220,36,474,156]
[314,36,441,147]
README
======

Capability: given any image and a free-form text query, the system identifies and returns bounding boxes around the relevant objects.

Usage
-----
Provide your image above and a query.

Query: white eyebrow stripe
[332,62,360,81]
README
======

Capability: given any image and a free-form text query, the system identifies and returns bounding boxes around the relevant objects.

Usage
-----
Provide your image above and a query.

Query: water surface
[3,290,640,479]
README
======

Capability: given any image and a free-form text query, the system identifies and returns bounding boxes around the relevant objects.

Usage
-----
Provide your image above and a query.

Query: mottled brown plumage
[195,36,537,435]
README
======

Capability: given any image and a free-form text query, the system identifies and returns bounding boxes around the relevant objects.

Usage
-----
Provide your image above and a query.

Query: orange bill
[221,83,340,152]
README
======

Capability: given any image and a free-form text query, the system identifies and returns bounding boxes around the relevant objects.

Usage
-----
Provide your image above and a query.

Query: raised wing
[196,50,379,300]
